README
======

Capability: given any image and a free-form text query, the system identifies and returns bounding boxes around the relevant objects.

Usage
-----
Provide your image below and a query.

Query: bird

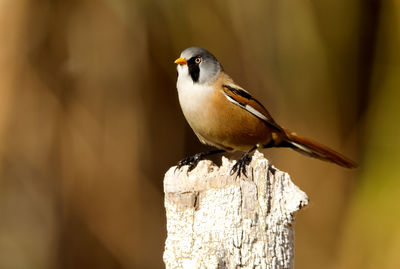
[174,47,357,177]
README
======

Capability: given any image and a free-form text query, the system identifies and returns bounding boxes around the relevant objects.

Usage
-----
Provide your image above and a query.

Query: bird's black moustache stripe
[187,57,200,82]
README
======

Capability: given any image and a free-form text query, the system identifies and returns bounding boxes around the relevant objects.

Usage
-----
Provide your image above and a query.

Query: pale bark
[163,151,308,269]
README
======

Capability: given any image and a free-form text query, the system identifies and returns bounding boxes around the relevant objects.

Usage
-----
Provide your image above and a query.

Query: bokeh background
[0,0,399,268]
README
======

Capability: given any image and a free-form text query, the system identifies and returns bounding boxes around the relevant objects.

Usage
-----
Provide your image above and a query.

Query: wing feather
[222,85,282,131]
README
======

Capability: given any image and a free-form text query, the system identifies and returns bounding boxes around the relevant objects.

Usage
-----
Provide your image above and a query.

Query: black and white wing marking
[222,85,282,131]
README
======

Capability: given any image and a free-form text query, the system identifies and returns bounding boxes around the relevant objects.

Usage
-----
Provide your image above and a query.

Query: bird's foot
[230,153,252,178]
[175,149,226,174]
[175,153,204,173]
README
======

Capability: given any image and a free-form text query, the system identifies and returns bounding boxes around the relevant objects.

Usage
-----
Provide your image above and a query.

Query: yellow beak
[174,57,187,65]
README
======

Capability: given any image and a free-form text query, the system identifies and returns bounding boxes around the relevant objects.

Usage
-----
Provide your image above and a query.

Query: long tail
[282,131,357,168]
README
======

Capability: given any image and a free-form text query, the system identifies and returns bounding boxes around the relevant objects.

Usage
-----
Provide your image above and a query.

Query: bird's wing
[222,84,282,131]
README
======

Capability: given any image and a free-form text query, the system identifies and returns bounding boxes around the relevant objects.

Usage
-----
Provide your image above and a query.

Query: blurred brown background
[0,0,399,268]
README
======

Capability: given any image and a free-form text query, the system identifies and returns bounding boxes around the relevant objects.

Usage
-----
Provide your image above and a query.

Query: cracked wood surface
[163,151,308,269]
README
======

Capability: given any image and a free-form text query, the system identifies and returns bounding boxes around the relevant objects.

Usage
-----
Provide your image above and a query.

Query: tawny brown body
[180,72,356,169]
[175,47,356,174]
[186,73,275,152]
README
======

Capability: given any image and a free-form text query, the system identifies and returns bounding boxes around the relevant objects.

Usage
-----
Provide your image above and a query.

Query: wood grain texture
[163,151,308,269]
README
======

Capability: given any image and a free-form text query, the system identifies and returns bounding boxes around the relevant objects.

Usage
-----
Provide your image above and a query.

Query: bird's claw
[230,154,252,178]
[175,153,203,173]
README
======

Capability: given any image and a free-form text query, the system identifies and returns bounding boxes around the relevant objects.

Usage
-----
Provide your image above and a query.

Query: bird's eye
[195,57,201,64]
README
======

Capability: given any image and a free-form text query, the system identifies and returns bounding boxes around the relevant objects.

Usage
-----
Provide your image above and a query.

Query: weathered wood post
[163,151,308,269]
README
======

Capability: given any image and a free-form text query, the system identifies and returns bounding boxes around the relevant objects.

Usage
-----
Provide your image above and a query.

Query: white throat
[176,64,213,117]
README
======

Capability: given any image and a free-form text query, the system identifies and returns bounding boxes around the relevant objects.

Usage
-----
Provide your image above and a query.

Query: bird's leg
[231,145,258,178]
[176,149,225,173]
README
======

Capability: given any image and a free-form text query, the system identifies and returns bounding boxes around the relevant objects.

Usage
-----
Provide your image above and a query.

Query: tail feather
[284,131,357,168]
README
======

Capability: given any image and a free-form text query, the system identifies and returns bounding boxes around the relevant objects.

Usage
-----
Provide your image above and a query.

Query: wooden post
[163,151,308,269]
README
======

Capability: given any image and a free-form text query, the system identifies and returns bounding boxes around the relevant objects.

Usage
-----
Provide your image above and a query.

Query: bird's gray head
[175,47,222,85]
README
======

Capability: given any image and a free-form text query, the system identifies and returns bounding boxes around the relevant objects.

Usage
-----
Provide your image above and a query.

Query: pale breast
[177,70,212,123]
